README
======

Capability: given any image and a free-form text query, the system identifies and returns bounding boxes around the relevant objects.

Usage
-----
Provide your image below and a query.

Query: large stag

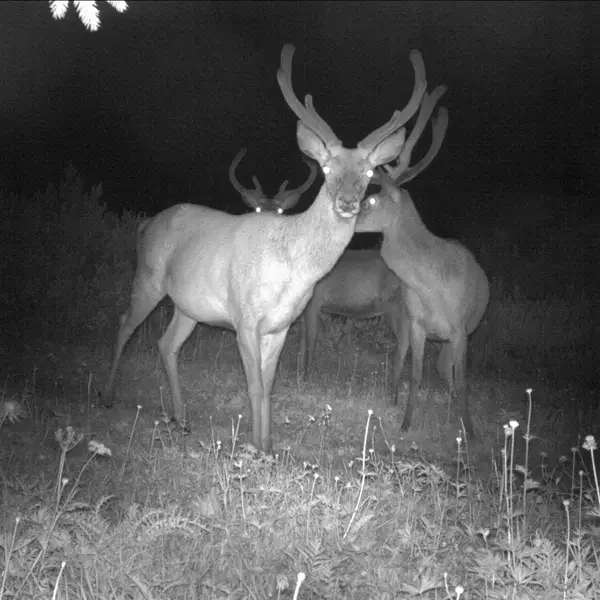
[101,44,428,452]
[300,83,449,405]
[229,148,317,214]
[356,163,490,438]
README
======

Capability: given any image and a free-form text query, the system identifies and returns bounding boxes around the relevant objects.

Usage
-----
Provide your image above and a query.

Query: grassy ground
[1,312,599,599]
[1,173,598,598]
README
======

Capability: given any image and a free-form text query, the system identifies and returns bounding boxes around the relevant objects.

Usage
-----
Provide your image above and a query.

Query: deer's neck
[381,191,440,292]
[286,186,356,283]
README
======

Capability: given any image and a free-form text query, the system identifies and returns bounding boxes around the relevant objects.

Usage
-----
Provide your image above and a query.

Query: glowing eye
[277,208,283,214]
[367,169,374,178]
[368,196,376,206]
[256,207,262,213]
[322,166,331,175]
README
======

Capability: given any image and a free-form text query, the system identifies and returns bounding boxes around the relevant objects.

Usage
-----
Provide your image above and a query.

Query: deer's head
[277,45,428,219]
[229,148,317,214]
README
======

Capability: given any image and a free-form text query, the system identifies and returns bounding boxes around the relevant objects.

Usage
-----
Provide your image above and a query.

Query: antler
[273,158,318,210]
[277,45,342,148]
[358,50,428,152]
[229,149,264,197]
[384,84,448,183]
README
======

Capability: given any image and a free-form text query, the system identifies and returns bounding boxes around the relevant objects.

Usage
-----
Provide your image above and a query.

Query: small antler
[229,148,266,211]
[229,149,253,195]
[358,50,428,152]
[277,45,342,148]
[384,84,448,183]
[273,158,318,210]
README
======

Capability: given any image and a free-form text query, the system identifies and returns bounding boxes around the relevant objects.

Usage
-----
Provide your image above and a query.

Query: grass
[1,169,598,598]
[1,318,599,600]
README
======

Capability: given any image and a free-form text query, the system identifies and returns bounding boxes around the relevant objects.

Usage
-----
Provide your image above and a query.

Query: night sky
[0,1,597,235]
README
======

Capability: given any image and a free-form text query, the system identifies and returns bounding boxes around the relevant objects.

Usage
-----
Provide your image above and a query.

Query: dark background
[0,1,597,236]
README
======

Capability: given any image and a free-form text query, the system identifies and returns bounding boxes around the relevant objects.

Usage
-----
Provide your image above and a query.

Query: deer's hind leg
[102,274,166,406]
[158,308,198,430]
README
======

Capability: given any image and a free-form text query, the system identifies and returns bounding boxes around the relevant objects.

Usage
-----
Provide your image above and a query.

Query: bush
[0,165,143,337]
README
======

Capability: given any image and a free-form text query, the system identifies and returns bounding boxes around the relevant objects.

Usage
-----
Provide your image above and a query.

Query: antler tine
[359,49,427,151]
[393,106,449,184]
[291,159,318,195]
[277,44,341,147]
[385,84,447,181]
[229,148,249,194]
[251,175,264,194]
[275,159,318,210]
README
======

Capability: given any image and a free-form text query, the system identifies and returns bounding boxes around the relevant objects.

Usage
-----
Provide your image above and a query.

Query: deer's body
[300,249,408,399]
[135,201,356,331]
[102,44,428,452]
[357,175,489,437]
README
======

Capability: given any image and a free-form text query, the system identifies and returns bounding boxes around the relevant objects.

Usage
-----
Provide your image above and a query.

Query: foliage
[0,165,142,338]
[49,0,128,32]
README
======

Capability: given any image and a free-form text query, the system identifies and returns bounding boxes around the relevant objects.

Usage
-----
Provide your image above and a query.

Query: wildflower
[509,419,519,430]
[88,440,112,456]
[276,574,289,592]
[55,426,83,451]
[0,400,27,424]
[583,436,597,452]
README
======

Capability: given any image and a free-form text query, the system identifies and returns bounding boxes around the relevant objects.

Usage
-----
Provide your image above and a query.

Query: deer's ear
[367,128,406,168]
[296,122,332,165]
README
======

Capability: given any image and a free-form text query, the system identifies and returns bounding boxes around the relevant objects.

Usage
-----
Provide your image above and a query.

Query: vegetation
[1,168,598,599]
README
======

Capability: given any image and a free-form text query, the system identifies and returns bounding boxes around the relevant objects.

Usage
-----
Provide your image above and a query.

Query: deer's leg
[258,328,290,452]
[403,322,426,432]
[302,302,320,379]
[436,343,454,389]
[102,278,165,406]
[237,326,264,451]
[452,331,474,439]
[385,301,410,406]
[157,308,197,429]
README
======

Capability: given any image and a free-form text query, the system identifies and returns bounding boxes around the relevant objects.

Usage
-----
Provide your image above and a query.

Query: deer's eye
[366,169,374,178]
[322,166,331,175]
[277,208,283,214]
[368,196,377,206]
[255,207,262,213]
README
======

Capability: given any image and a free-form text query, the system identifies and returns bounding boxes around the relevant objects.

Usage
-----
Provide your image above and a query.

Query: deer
[299,82,449,405]
[228,148,317,214]
[355,156,490,438]
[100,44,429,453]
